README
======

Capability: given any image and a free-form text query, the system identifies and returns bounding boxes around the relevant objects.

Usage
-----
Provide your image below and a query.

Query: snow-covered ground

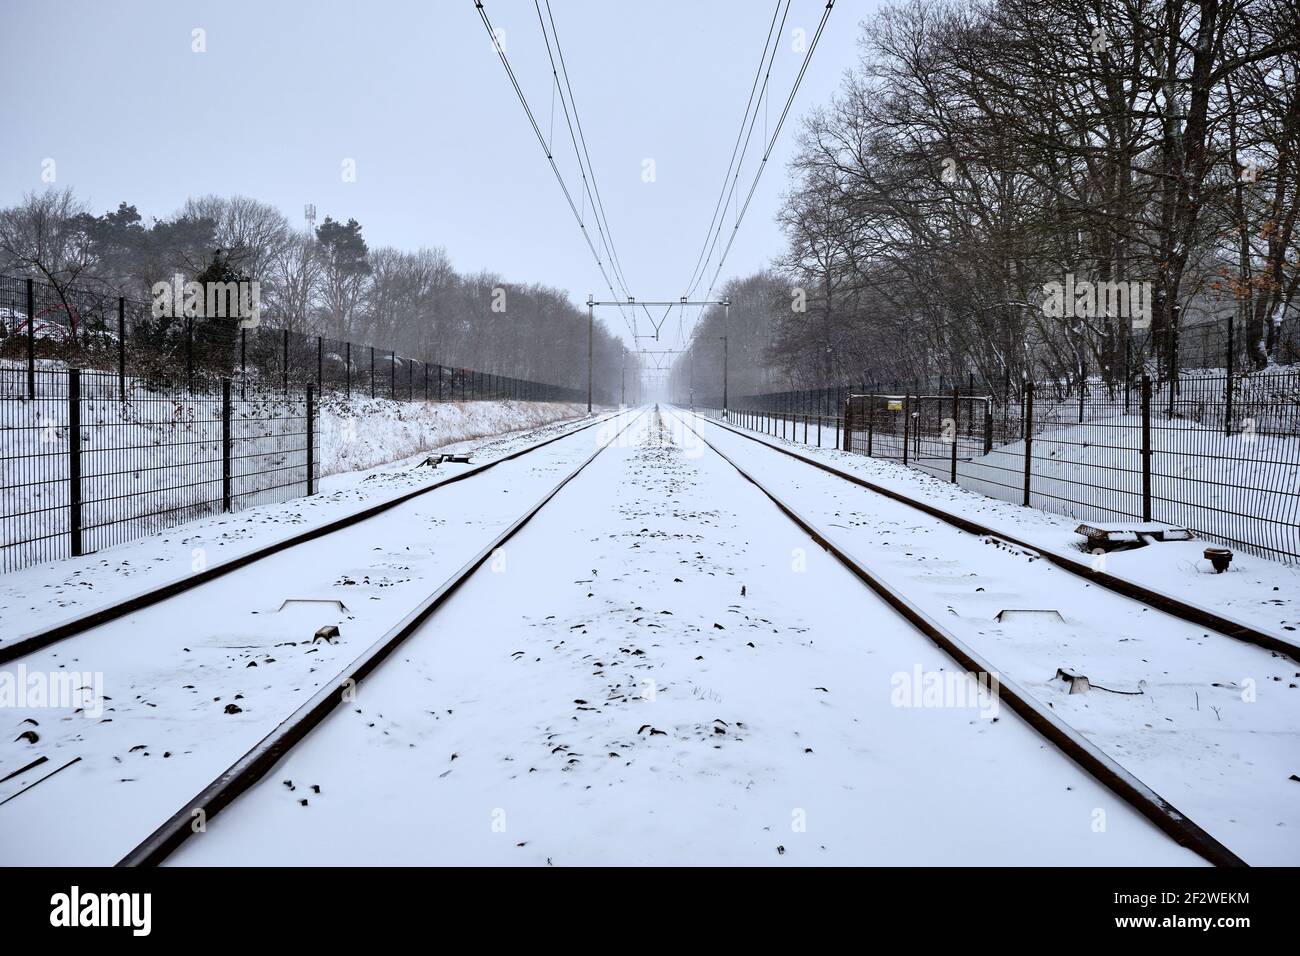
[715,394,1300,564]
[168,409,1198,866]
[700,408,1300,643]
[0,409,615,864]
[681,410,1300,865]
[1,404,1291,865]
[0,401,593,644]
[0,363,587,573]
[317,396,588,477]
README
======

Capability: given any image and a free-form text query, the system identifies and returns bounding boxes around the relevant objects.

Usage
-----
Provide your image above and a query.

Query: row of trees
[0,188,634,397]
[674,0,1300,399]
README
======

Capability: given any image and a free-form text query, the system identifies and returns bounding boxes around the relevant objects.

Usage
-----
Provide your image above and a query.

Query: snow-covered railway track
[685,410,1300,662]
[667,409,1244,867]
[121,407,1228,866]
[1,411,621,665]
[0,410,642,865]
[112,409,648,866]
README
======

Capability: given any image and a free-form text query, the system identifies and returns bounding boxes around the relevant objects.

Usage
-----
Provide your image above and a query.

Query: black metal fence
[696,368,1300,564]
[0,274,586,404]
[1,367,317,573]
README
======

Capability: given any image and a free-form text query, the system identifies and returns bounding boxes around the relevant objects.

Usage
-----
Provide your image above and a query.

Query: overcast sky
[1,0,874,349]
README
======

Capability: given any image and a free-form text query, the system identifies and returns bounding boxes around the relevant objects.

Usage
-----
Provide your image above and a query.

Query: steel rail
[117,408,647,866]
[2,412,620,665]
[685,408,1300,662]
[667,409,1246,868]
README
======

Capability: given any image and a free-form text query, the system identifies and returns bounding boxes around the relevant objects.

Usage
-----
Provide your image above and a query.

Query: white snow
[682,410,1300,865]
[167,410,1198,866]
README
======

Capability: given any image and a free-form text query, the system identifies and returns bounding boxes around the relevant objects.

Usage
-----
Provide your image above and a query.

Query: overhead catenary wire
[681,0,787,301]
[673,0,835,390]
[699,0,835,307]
[473,0,635,338]
[541,0,636,307]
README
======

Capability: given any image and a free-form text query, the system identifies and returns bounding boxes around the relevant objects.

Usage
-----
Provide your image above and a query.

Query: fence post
[68,368,83,557]
[902,393,910,466]
[866,398,874,456]
[306,384,315,496]
[26,277,35,399]
[222,377,232,512]
[1078,362,1086,423]
[983,398,993,455]
[117,296,126,400]
[1141,374,1152,521]
[1022,382,1034,507]
[1224,315,1235,438]
[951,386,959,483]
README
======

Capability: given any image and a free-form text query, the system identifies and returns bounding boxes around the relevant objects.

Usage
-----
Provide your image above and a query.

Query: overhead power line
[699,0,835,306]
[674,0,835,363]
[473,0,635,337]
[536,0,636,307]
[681,0,788,301]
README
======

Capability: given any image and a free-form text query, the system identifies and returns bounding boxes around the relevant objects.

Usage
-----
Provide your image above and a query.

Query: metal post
[902,393,910,466]
[1078,360,1085,423]
[222,377,232,512]
[951,386,959,483]
[117,296,126,400]
[68,368,82,557]
[983,398,993,455]
[866,398,873,456]
[722,298,730,419]
[306,384,315,496]
[1023,382,1034,507]
[25,277,35,399]
[586,295,594,413]
[1141,374,1152,521]
[1225,312,1235,437]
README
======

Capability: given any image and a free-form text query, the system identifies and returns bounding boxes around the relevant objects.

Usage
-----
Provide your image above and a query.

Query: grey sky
[1,0,873,349]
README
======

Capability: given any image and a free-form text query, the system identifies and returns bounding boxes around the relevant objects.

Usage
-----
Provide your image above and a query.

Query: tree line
[674,0,1300,401]
[0,188,634,396]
